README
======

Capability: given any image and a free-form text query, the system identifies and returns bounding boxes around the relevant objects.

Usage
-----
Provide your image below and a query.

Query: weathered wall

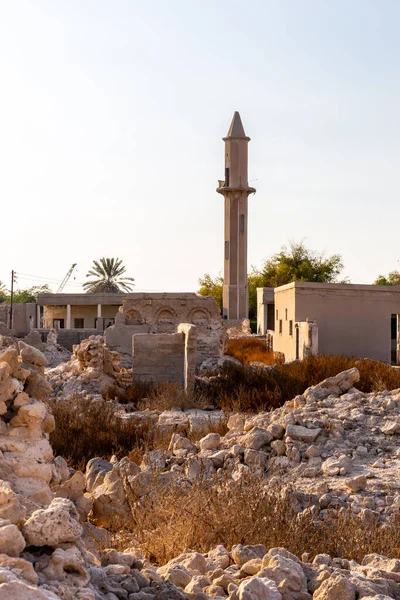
[106,293,223,368]
[256,288,274,334]
[274,282,400,363]
[273,286,297,361]
[0,303,36,334]
[132,324,197,392]
[34,328,99,350]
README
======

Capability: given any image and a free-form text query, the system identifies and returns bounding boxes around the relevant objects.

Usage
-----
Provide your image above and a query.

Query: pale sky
[1,1,399,294]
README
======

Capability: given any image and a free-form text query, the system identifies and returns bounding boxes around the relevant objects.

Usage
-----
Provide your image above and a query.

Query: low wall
[132,324,197,392]
[34,329,99,350]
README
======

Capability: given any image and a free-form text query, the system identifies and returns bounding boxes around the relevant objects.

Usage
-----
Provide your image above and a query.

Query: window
[276,309,278,320]
[240,214,245,234]
[279,319,282,334]
[74,318,84,329]
[285,308,288,321]
[289,320,293,336]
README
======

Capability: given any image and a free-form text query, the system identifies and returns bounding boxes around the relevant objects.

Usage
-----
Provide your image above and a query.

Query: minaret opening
[225,167,230,186]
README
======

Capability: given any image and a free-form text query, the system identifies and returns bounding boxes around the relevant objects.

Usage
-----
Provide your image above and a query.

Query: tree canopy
[83,258,135,293]
[198,241,346,320]
[374,270,400,286]
[0,285,51,304]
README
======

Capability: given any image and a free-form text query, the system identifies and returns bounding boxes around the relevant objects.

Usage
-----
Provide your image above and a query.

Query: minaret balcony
[216,182,256,194]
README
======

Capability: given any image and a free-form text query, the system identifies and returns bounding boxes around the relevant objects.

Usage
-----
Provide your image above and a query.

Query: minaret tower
[217,111,256,320]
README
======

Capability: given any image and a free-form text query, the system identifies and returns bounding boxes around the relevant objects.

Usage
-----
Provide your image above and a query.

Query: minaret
[217,111,256,320]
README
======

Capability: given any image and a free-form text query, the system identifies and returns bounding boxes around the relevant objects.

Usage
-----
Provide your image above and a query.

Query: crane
[57,264,77,293]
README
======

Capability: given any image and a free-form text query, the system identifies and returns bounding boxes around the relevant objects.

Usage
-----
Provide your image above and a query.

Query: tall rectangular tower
[217,112,256,320]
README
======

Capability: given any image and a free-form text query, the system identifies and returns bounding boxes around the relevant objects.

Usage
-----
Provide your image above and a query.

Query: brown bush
[205,354,400,413]
[46,396,163,469]
[226,338,276,366]
[117,473,400,565]
[137,382,211,412]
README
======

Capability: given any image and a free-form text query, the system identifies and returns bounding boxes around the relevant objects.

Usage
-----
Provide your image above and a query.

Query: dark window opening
[289,320,293,336]
[391,314,397,365]
[279,319,282,334]
[276,309,278,320]
[225,167,230,186]
[74,318,84,329]
[240,214,245,234]
[53,319,64,329]
[391,314,397,340]
[267,303,275,331]
[285,308,288,321]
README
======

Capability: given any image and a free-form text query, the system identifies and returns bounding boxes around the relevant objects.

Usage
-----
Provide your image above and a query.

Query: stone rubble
[0,344,399,599]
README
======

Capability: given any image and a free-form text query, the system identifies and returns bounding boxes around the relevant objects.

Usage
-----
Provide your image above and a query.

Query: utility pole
[9,270,15,330]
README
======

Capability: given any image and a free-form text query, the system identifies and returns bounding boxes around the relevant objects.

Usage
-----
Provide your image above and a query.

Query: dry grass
[46,396,163,469]
[115,473,400,565]
[136,382,212,412]
[205,354,400,412]
[226,338,277,366]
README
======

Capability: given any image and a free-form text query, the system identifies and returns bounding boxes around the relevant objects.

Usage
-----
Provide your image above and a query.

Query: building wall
[256,288,274,334]
[132,324,196,392]
[42,304,121,328]
[0,303,37,334]
[273,282,400,363]
[273,287,297,361]
[105,293,223,368]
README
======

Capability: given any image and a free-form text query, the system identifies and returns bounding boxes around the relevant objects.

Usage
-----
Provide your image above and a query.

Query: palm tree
[83,258,135,293]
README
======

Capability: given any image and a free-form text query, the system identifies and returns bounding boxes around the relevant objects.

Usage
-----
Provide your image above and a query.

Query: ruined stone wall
[105,293,223,368]
[0,303,36,334]
[132,324,197,392]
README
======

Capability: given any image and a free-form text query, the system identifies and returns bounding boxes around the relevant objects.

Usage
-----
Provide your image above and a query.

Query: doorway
[391,314,399,365]
[295,325,300,360]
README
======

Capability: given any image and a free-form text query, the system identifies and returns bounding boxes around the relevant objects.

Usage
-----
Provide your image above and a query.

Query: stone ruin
[105,293,224,369]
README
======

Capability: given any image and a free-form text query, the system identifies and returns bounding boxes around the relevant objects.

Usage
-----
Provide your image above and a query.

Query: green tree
[0,282,6,303]
[374,270,400,286]
[197,273,223,309]
[83,258,135,293]
[2,285,51,303]
[198,241,346,320]
[261,241,344,288]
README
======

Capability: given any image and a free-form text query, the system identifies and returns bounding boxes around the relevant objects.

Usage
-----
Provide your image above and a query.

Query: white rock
[22,498,82,547]
[237,576,282,600]
[0,522,25,556]
[285,425,321,443]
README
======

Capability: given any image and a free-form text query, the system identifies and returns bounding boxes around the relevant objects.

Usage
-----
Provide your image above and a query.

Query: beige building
[257,282,400,365]
[217,112,256,320]
[37,293,124,330]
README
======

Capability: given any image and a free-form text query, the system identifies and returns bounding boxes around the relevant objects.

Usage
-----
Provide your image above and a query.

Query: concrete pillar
[97,304,102,318]
[36,305,41,328]
[66,305,71,329]
[178,323,197,394]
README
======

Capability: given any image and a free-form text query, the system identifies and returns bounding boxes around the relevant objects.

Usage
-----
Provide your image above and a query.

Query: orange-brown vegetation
[226,338,277,365]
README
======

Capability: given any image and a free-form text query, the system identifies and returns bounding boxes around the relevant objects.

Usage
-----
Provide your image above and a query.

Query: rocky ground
[0,339,400,599]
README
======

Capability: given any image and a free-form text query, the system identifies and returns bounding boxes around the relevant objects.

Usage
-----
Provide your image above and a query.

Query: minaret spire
[217,112,256,320]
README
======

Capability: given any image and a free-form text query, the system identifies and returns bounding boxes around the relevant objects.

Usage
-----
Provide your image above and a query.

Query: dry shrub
[47,396,164,469]
[206,354,400,413]
[137,382,212,412]
[226,338,276,366]
[117,473,400,565]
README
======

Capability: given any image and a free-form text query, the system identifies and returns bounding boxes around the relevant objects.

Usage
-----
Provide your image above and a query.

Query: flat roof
[36,292,207,306]
[274,281,400,293]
